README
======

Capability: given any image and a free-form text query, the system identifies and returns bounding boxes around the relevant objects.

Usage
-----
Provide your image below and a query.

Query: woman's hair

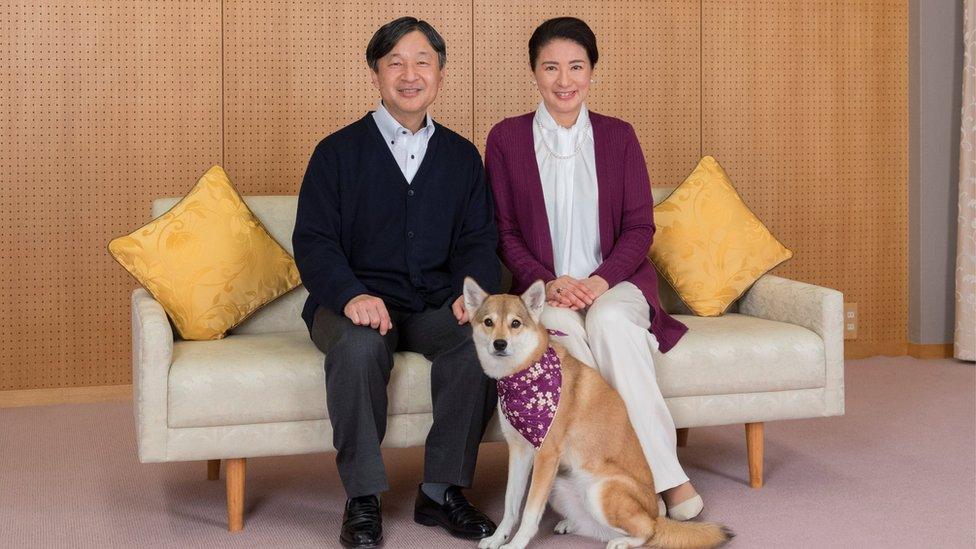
[528,17,598,69]
[366,17,447,71]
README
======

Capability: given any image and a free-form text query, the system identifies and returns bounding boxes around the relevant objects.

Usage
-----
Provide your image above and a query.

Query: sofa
[130,189,845,531]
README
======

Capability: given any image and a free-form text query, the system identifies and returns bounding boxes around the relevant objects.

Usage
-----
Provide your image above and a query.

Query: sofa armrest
[131,288,174,462]
[738,274,845,416]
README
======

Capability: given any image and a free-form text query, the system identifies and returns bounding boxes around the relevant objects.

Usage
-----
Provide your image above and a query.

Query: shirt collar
[535,101,591,136]
[374,101,434,145]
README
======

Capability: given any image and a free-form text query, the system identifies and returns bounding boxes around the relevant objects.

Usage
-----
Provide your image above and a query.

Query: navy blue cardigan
[293,114,500,330]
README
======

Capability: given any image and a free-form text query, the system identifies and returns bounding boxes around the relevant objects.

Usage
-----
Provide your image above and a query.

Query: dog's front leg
[500,446,560,549]
[479,439,534,549]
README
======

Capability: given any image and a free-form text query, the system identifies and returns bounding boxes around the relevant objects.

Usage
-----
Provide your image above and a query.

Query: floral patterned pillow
[650,156,793,317]
[109,166,300,339]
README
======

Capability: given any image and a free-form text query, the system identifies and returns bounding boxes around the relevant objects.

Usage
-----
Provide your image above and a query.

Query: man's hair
[528,17,598,70]
[366,17,447,71]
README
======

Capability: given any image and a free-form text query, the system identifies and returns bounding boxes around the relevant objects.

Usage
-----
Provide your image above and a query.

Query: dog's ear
[463,277,489,318]
[520,280,546,322]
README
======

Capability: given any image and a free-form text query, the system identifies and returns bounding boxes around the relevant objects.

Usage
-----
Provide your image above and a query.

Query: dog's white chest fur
[498,409,624,542]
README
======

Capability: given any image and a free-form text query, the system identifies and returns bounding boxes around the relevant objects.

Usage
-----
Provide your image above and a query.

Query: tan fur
[464,279,732,549]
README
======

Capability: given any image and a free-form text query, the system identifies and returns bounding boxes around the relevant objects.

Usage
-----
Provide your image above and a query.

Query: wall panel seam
[471,0,475,140]
[221,0,225,167]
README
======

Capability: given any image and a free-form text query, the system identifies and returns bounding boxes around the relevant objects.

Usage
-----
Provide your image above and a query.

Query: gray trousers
[310,303,497,499]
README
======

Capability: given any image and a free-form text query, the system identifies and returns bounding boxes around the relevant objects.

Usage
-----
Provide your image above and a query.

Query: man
[292,16,500,549]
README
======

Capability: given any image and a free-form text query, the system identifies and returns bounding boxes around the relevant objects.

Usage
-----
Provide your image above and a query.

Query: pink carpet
[1,356,973,548]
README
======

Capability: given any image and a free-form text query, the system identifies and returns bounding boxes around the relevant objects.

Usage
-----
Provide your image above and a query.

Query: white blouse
[533,102,602,280]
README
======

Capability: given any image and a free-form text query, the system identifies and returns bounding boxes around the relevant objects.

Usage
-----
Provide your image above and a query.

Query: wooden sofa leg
[207,459,220,481]
[745,422,764,488]
[226,458,246,531]
[676,428,689,447]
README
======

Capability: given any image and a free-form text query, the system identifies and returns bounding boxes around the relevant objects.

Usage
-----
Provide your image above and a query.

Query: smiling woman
[485,15,706,525]
[529,17,598,128]
[366,17,446,133]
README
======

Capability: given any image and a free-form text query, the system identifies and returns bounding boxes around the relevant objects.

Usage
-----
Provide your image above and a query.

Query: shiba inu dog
[463,277,732,549]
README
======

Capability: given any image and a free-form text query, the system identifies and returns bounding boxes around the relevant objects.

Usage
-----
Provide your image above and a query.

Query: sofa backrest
[151,196,309,335]
[150,185,692,336]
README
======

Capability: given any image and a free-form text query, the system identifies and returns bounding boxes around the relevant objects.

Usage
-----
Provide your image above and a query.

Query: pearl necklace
[535,117,591,160]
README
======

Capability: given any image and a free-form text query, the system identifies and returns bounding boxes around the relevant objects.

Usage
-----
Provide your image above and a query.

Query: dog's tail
[647,515,733,549]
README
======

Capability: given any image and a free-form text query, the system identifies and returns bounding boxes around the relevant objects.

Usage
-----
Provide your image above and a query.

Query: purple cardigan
[484,111,688,353]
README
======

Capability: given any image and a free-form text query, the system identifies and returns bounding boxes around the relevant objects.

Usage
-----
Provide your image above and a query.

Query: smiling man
[292,17,500,549]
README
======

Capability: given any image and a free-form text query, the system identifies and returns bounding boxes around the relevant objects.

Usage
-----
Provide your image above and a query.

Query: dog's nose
[493,339,508,352]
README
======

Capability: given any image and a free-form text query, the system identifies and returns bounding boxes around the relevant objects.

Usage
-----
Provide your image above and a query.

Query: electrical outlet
[844,303,858,340]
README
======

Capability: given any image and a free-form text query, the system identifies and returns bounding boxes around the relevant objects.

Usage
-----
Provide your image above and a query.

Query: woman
[484,17,703,520]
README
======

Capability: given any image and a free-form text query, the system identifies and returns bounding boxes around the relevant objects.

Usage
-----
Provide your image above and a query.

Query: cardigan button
[407,189,415,196]
[407,231,415,239]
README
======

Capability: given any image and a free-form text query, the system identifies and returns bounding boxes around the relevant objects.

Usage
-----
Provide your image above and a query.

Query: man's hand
[545,275,597,310]
[344,294,392,335]
[452,295,469,325]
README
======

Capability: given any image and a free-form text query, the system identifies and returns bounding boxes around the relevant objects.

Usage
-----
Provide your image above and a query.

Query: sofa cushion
[653,313,825,398]
[168,315,825,428]
[167,331,433,428]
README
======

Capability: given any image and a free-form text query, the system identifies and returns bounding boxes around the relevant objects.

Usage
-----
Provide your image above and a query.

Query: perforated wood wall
[0,1,221,390]
[473,0,701,186]
[1,1,908,391]
[223,0,473,193]
[701,0,909,347]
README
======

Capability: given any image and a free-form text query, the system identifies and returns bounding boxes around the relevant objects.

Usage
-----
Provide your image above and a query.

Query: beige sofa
[131,190,844,531]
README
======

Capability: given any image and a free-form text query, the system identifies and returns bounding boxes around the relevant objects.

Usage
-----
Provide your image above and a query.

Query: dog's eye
[511,319,521,328]
[484,318,494,327]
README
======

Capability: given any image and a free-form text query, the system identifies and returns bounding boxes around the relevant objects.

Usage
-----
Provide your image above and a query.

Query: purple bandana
[497,330,566,448]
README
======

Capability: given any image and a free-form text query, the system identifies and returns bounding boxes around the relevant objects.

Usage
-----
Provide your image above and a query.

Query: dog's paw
[606,537,644,549]
[478,532,508,549]
[553,519,578,535]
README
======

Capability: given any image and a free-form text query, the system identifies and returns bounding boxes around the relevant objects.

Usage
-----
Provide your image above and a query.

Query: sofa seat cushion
[653,313,825,398]
[168,331,433,428]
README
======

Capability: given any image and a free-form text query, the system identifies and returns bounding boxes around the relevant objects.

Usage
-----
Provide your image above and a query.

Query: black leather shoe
[340,495,383,548]
[413,485,496,540]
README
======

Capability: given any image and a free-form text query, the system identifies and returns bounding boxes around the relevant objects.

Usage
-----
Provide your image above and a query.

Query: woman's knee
[541,306,586,339]
[584,301,637,338]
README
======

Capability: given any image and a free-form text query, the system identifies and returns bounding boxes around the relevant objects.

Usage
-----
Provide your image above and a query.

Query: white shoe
[657,496,667,517]
[666,494,703,521]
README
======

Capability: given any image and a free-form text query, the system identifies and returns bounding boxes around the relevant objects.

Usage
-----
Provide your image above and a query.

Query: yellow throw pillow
[650,156,793,317]
[109,166,301,340]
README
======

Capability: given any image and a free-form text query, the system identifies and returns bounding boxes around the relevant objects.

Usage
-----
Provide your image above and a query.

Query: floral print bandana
[497,330,566,448]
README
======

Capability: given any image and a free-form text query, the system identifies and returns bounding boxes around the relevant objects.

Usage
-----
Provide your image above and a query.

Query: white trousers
[541,281,689,492]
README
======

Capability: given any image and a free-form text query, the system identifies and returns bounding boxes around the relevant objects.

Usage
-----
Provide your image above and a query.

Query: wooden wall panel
[0,1,910,392]
[473,0,701,186]
[702,0,908,346]
[223,0,473,194]
[0,1,221,390]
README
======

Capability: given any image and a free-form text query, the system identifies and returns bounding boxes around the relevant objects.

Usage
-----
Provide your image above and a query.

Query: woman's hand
[545,276,597,310]
[580,275,610,301]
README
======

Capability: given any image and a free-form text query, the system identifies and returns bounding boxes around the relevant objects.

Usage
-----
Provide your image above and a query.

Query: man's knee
[433,337,490,383]
[326,326,392,380]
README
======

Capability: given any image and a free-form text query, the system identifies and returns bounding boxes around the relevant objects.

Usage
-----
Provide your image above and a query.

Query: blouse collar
[534,101,591,137]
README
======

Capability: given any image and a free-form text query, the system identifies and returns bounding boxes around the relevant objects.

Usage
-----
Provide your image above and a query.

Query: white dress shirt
[534,101,602,280]
[372,101,435,184]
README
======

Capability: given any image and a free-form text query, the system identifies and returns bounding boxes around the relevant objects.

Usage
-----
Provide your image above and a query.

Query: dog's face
[463,277,548,379]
